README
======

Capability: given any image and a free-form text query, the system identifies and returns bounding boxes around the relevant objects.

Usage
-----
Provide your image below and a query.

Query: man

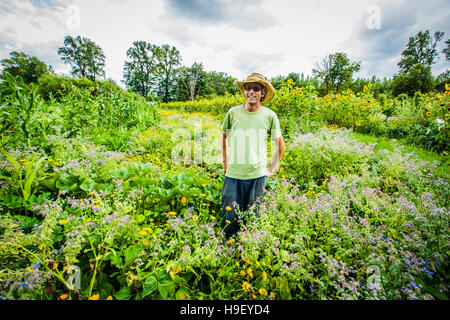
[220,72,285,238]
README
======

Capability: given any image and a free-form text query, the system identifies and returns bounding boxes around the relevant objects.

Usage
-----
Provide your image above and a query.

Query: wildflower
[255,261,260,267]
[225,206,232,211]
[252,294,257,299]
[268,292,276,300]
[426,111,431,117]
[192,215,198,222]
[240,270,246,276]
[181,197,187,205]
[247,268,254,279]
[89,294,99,300]
[262,271,268,281]
[242,281,252,292]
[259,288,268,296]
[106,296,113,300]
[58,219,69,225]
[59,294,68,300]
[139,230,147,236]
[209,215,215,220]
[143,240,149,246]
[168,211,177,216]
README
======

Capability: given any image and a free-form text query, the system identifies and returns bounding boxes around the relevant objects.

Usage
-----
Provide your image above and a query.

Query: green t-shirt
[221,104,282,180]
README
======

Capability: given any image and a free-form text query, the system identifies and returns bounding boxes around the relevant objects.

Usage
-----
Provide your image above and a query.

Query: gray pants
[220,176,267,238]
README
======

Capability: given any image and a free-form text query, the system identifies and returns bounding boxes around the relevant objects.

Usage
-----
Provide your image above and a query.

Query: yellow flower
[262,271,268,281]
[255,261,260,267]
[192,215,198,222]
[242,281,252,292]
[209,215,216,220]
[200,194,206,197]
[89,294,99,300]
[240,270,246,276]
[59,293,68,300]
[106,296,113,300]
[426,111,431,117]
[143,240,149,246]
[268,292,276,300]
[252,294,257,299]
[202,183,207,187]
[225,206,232,211]
[139,230,147,236]
[58,219,69,225]
[259,288,268,296]
[445,83,450,91]
[168,211,177,216]
[181,197,187,205]
[227,238,235,244]
[247,268,254,279]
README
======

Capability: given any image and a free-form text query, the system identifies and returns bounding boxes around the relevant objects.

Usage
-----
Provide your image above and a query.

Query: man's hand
[266,167,275,177]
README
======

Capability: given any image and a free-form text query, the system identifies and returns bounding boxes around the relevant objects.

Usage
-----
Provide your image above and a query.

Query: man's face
[244,82,263,104]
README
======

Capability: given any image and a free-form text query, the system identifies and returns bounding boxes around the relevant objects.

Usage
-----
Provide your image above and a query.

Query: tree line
[1,30,449,101]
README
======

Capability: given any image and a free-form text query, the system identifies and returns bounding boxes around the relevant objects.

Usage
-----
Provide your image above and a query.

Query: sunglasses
[244,85,262,92]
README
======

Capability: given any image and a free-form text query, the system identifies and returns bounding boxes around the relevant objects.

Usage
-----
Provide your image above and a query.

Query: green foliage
[0,51,49,84]
[57,35,106,81]
[37,73,120,100]
[392,63,435,97]
[398,30,445,73]
[123,41,158,98]
[313,52,361,94]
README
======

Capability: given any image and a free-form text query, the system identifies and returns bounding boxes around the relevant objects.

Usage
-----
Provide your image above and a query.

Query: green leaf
[143,275,157,298]
[114,286,131,300]
[175,288,191,300]
[108,251,123,268]
[124,246,140,267]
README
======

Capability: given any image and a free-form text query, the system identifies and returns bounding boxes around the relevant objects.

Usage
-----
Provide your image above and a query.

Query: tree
[392,63,434,96]
[0,51,49,84]
[443,39,450,61]
[312,54,332,93]
[200,71,237,97]
[398,30,445,73]
[58,35,106,81]
[154,44,181,103]
[313,52,360,93]
[123,41,158,97]
[176,62,204,101]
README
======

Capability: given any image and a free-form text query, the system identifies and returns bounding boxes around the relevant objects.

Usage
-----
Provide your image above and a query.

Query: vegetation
[0,28,448,301]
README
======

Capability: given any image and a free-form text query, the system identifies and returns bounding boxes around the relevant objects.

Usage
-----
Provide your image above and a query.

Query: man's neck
[245,102,261,112]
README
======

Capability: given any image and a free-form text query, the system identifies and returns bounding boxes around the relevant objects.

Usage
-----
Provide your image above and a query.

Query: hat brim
[236,80,275,105]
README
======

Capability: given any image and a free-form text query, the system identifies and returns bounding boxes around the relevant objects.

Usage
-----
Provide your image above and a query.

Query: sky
[0,0,449,87]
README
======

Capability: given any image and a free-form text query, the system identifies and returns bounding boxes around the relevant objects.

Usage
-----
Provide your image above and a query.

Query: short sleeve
[221,110,232,132]
[270,113,281,140]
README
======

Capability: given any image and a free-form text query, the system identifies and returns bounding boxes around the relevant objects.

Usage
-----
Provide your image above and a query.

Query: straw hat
[236,73,275,104]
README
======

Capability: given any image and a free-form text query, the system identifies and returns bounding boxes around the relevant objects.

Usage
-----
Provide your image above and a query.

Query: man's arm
[267,135,285,177]
[221,130,228,172]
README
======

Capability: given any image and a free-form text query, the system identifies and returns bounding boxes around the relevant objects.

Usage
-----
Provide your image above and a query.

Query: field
[0,77,448,300]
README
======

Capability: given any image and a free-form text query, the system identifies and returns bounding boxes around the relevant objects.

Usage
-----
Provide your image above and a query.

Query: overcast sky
[0,0,449,86]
